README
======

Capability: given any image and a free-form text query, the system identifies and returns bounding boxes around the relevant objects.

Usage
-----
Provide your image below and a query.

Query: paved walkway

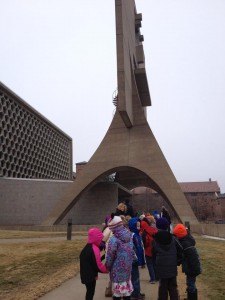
[39,268,158,300]
[39,267,206,300]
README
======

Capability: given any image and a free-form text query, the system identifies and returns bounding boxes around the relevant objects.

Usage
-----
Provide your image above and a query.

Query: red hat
[173,224,188,238]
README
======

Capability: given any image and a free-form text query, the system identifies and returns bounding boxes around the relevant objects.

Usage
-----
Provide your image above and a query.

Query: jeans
[85,280,96,300]
[131,262,140,297]
[158,277,179,300]
[186,275,197,293]
[146,256,155,281]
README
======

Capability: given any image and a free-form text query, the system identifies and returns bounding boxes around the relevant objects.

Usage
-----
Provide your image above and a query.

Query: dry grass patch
[2,231,224,300]
[194,235,225,300]
[0,230,87,239]
[0,239,85,300]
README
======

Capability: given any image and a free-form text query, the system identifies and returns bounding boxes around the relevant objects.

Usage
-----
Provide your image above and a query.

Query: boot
[105,286,112,297]
[187,289,198,300]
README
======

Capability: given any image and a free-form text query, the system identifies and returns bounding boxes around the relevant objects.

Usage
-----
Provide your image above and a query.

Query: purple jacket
[106,225,135,283]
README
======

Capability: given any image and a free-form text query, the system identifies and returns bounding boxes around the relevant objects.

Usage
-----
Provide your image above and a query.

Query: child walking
[106,215,135,300]
[173,224,201,300]
[80,227,108,300]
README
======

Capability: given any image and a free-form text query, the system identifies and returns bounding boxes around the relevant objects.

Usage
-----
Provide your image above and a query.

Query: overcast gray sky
[1,0,225,192]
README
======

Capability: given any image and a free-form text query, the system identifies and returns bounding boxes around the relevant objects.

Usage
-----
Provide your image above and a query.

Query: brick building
[132,180,224,222]
[180,180,221,222]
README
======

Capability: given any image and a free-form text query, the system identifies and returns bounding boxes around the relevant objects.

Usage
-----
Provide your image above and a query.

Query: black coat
[115,209,126,216]
[179,234,201,277]
[79,244,100,284]
[153,230,182,279]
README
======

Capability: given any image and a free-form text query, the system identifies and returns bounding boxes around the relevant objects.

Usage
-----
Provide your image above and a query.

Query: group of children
[80,205,201,300]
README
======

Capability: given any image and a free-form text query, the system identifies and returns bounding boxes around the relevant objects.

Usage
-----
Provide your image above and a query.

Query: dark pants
[158,277,179,300]
[186,275,197,293]
[85,280,96,300]
[131,262,141,297]
[146,255,156,281]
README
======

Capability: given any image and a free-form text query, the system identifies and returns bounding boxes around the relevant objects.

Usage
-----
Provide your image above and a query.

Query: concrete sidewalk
[39,268,158,300]
[39,267,207,300]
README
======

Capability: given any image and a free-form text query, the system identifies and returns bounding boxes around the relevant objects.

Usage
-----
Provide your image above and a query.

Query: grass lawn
[0,231,224,300]
[0,232,86,300]
[195,235,225,300]
[0,230,86,239]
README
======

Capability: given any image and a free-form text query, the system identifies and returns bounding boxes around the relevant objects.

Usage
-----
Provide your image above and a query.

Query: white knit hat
[108,216,123,230]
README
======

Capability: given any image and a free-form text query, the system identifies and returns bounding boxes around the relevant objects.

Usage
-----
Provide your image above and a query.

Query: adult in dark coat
[124,199,135,217]
[153,217,182,300]
[173,224,201,300]
[161,206,171,225]
[115,202,127,216]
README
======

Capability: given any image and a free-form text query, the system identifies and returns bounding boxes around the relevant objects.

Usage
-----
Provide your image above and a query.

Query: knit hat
[108,216,123,230]
[156,217,169,230]
[88,227,103,246]
[173,224,188,238]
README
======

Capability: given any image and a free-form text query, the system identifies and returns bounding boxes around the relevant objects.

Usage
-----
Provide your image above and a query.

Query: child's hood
[88,227,103,246]
[154,230,173,248]
[113,225,132,243]
[128,217,139,235]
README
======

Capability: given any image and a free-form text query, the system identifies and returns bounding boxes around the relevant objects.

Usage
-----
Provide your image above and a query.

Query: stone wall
[64,182,118,225]
[0,178,118,226]
[201,224,225,238]
[0,178,73,225]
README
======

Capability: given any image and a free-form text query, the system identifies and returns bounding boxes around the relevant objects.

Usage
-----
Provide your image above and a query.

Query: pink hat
[88,227,103,246]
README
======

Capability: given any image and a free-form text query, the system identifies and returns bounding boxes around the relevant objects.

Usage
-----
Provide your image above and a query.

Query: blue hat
[156,217,169,230]
[128,217,139,235]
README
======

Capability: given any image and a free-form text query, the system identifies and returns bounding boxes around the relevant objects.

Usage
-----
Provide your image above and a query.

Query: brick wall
[132,187,223,222]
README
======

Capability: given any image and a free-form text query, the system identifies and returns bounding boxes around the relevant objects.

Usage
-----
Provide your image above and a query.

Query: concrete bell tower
[43,0,199,226]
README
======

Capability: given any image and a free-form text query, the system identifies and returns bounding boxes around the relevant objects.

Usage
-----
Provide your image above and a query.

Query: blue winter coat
[128,217,145,266]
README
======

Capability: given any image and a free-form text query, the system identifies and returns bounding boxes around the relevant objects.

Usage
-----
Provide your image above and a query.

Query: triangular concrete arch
[43,109,198,225]
[43,0,199,226]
